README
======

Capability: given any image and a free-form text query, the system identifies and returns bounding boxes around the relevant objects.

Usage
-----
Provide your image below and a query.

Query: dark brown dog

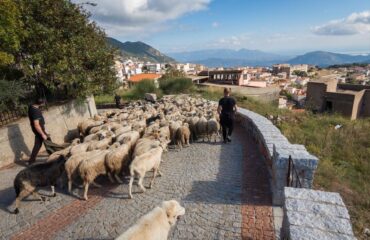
[13,155,66,214]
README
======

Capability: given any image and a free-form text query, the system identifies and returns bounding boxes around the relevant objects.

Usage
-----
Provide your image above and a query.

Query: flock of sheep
[14,95,221,213]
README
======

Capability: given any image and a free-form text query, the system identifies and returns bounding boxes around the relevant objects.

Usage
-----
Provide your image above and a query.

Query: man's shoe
[223,139,227,144]
[227,137,232,142]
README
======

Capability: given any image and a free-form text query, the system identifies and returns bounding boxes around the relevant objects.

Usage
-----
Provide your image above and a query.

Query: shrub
[131,79,162,99]
[0,79,26,112]
[159,77,194,94]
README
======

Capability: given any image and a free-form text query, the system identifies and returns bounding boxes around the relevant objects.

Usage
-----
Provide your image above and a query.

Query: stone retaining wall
[0,96,97,168]
[236,107,355,239]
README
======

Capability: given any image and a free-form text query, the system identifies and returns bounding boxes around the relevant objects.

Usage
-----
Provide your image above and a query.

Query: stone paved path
[0,126,275,240]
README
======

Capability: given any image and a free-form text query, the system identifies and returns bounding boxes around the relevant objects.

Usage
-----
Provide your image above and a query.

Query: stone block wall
[237,107,319,205]
[0,96,97,168]
[236,107,355,239]
[283,187,355,239]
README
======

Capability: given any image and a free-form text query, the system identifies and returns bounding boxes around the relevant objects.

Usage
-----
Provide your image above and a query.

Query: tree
[292,70,308,77]
[0,0,117,109]
[16,0,117,97]
[160,67,186,80]
[0,0,23,66]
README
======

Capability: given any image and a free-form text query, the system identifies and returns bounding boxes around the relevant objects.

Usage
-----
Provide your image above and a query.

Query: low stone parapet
[237,107,319,205]
[283,187,356,240]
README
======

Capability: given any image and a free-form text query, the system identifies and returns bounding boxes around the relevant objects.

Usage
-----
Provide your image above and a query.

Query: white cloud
[312,10,370,35]
[209,34,252,48]
[212,21,219,28]
[74,0,211,37]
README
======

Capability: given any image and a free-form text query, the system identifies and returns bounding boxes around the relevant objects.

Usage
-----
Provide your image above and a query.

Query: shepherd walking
[218,88,237,143]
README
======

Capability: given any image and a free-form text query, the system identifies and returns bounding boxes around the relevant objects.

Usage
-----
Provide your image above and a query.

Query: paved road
[0,126,275,240]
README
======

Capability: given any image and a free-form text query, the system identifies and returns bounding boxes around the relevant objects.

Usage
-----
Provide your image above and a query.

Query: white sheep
[132,138,161,159]
[65,150,103,193]
[115,125,132,136]
[186,116,199,142]
[46,138,80,162]
[196,116,208,141]
[116,131,140,151]
[87,132,115,151]
[78,147,115,200]
[207,117,220,142]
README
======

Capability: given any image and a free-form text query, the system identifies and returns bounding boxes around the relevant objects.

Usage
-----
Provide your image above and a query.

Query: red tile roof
[129,73,162,82]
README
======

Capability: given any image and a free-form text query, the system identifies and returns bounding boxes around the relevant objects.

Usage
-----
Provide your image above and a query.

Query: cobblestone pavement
[0,126,275,240]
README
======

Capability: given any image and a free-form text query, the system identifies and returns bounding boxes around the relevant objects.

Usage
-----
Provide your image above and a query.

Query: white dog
[116,200,185,240]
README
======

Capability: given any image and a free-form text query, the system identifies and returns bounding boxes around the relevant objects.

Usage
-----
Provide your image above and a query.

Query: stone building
[128,73,162,88]
[272,64,308,78]
[306,79,370,120]
[198,69,248,86]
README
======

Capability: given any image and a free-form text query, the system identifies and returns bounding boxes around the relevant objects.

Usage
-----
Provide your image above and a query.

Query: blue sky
[77,0,370,55]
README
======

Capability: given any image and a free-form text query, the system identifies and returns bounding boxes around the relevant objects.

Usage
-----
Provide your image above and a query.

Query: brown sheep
[175,124,191,149]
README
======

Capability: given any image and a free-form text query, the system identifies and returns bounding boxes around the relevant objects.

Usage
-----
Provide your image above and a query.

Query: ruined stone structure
[306,79,370,120]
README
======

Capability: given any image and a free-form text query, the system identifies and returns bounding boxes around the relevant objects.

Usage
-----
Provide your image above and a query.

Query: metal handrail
[286,155,302,188]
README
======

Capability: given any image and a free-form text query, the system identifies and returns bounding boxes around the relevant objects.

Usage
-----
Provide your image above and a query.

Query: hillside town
[114,57,370,117]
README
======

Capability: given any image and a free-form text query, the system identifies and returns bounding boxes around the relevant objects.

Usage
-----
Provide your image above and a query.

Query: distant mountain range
[287,51,370,66]
[106,37,175,63]
[168,49,370,67]
[107,37,370,67]
[167,49,290,67]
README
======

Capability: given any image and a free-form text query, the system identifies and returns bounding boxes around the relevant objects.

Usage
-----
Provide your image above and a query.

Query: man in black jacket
[218,88,237,143]
[28,98,48,165]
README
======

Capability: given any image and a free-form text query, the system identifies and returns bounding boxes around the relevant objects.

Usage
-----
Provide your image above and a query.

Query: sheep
[128,146,163,199]
[65,150,104,193]
[175,123,191,149]
[186,116,199,142]
[132,138,161,159]
[13,155,66,214]
[169,121,181,143]
[207,117,221,142]
[159,126,170,141]
[105,143,131,183]
[44,138,80,162]
[116,131,140,151]
[78,146,117,200]
[87,132,115,151]
[196,115,208,141]
[69,141,92,156]
[114,125,132,136]
[107,121,123,132]
[89,124,110,135]
[78,119,104,137]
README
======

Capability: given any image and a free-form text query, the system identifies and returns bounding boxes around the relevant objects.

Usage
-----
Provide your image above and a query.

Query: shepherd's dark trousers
[29,135,44,164]
[220,114,234,141]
